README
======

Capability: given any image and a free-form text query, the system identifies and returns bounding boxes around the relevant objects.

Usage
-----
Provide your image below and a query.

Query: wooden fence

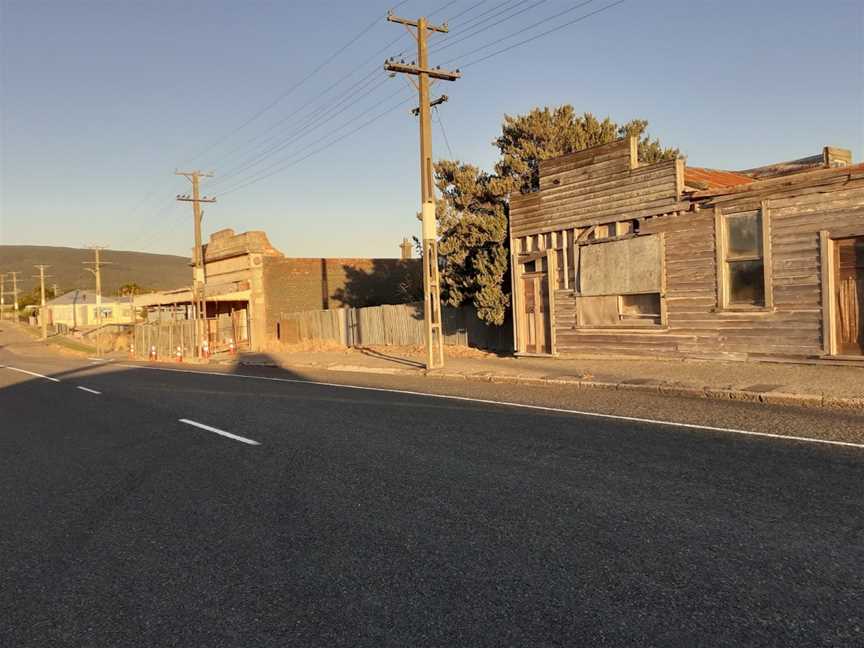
[278,303,512,351]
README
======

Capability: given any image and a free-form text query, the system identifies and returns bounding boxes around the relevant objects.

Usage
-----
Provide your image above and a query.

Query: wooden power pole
[176,171,216,358]
[34,265,51,340]
[9,271,21,318]
[0,273,5,320]
[84,246,111,356]
[384,11,460,370]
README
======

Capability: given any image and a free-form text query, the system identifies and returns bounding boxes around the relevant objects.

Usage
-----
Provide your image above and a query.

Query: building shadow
[331,260,422,308]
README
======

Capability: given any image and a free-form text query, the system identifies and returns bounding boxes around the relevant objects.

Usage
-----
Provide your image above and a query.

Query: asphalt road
[1,326,862,647]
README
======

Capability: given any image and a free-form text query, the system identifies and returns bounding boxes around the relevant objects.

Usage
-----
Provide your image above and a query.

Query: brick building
[135,229,419,353]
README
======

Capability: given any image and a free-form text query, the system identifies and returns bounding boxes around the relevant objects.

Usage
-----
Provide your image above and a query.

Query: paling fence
[278,303,512,352]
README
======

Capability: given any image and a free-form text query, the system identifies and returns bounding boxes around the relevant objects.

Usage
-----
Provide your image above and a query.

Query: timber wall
[510,138,683,238]
[553,182,864,361]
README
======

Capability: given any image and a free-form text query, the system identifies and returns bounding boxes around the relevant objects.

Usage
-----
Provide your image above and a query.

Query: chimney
[823,146,852,168]
[400,237,413,260]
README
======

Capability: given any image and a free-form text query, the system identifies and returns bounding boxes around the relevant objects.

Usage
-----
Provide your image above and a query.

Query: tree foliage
[434,161,510,325]
[494,106,678,194]
[434,105,676,325]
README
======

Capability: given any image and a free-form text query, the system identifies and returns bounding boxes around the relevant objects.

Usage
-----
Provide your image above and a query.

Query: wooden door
[521,273,551,354]
[835,237,864,355]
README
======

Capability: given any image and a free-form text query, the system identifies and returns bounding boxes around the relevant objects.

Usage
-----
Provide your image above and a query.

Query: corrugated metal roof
[684,167,755,190]
[47,290,126,306]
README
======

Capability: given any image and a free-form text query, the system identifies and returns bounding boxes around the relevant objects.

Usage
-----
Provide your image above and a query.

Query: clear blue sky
[1,0,861,259]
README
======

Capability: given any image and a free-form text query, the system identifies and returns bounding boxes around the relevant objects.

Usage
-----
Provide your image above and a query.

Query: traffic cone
[175,345,183,363]
[202,340,210,360]
[228,339,236,355]
[149,345,157,361]
[129,343,135,359]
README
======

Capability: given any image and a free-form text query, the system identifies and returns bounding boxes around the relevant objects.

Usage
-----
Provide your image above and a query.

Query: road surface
[1,325,862,647]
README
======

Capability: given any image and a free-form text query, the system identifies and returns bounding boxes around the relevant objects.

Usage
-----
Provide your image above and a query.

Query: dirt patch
[271,339,351,354]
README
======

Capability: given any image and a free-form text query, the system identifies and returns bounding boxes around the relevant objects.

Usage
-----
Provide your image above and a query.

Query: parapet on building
[509,138,863,362]
[134,229,419,352]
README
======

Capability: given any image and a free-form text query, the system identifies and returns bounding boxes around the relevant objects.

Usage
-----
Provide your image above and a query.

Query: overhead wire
[214,89,415,198]
[456,0,627,69]
[179,0,412,167]
[125,0,630,238]
[433,106,456,159]
[430,0,550,55]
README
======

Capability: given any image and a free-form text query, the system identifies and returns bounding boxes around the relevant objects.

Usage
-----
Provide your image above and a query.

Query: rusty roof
[684,167,755,190]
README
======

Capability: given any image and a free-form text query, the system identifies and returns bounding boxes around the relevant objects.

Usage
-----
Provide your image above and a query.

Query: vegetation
[434,105,677,325]
[0,245,190,296]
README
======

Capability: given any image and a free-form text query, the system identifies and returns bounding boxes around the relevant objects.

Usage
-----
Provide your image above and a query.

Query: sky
[1,0,862,259]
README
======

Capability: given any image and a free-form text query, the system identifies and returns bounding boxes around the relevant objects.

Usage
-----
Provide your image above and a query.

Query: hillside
[0,245,191,296]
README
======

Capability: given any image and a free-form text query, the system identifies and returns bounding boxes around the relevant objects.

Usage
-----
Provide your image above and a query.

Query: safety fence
[277,303,512,352]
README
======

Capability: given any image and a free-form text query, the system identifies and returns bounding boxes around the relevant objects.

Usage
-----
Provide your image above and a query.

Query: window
[716,208,772,309]
[576,234,666,328]
[619,293,661,324]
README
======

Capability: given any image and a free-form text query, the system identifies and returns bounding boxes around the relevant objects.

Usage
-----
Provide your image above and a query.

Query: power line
[430,0,550,55]
[444,0,521,35]
[215,86,413,196]
[215,93,414,198]
[180,0,412,167]
[204,0,476,178]
[444,0,491,23]
[457,0,627,69]
[434,106,456,159]
[209,73,392,189]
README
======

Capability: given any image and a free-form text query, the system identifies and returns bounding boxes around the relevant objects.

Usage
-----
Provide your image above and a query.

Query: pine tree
[434,105,677,326]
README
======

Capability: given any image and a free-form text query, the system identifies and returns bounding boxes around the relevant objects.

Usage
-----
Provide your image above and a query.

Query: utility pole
[34,265,51,340]
[0,273,5,321]
[84,246,111,356]
[384,11,460,370]
[176,170,216,358]
[9,271,21,319]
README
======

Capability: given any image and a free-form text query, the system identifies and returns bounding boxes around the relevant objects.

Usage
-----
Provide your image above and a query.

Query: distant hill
[0,245,191,296]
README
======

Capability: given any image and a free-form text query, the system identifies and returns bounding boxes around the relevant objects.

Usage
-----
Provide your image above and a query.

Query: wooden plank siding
[510,136,864,361]
[511,137,682,238]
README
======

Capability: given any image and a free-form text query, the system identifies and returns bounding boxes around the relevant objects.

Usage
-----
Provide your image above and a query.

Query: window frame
[714,204,774,311]
[573,231,668,329]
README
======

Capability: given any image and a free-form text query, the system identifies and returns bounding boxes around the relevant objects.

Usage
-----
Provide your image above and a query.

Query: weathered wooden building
[509,137,864,362]
[134,229,420,353]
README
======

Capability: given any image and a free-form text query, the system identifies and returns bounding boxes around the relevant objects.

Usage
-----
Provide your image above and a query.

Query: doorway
[834,236,864,355]
[521,272,551,355]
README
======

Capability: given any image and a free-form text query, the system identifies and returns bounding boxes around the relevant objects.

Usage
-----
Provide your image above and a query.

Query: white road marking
[1,365,61,382]
[178,418,260,446]
[119,364,864,451]
[76,386,101,395]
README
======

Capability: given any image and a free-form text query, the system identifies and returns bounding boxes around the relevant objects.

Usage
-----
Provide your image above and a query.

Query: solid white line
[119,364,864,451]
[1,365,61,382]
[76,386,102,395]
[178,418,260,446]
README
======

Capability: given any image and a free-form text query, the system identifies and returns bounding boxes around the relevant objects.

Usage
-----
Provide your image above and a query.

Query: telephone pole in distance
[176,170,216,357]
[33,265,52,340]
[84,246,111,356]
[384,11,461,370]
[9,271,21,318]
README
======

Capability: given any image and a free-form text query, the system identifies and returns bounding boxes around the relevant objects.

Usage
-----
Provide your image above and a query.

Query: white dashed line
[1,365,61,382]
[121,364,864,450]
[76,386,102,395]
[178,418,260,446]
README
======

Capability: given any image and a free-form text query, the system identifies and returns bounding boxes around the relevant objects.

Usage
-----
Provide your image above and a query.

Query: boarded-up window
[579,235,663,296]
[578,296,619,326]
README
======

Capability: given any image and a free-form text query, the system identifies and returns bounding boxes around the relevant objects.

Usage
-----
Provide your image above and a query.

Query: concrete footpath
[230,345,864,411]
